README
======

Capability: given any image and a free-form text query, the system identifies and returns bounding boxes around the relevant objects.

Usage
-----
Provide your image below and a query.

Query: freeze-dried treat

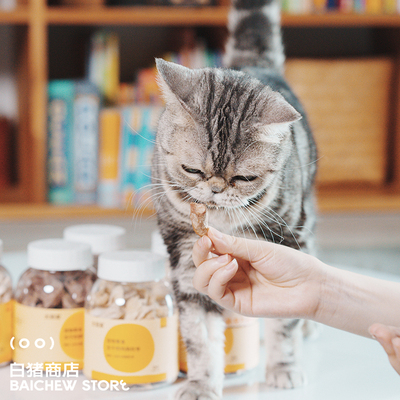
[0,267,12,303]
[36,272,64,308]
[15,268,91,309]
[62,292,77,309]
[87,280,171,320]
[190,202,208,236]
[64,274,87,305]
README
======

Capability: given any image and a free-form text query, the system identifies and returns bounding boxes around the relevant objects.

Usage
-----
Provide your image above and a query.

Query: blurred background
[0,0,399,275]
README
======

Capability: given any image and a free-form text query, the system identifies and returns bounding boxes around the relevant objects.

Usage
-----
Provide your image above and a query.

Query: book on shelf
[0,117,14,189]
[46,30,225,210]
[73,81,101,205]
[47,80,100,205]
[98,108,121,208]
[47,80,75,205]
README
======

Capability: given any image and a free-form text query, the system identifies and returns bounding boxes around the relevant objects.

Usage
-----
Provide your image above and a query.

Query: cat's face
[156,59,300,209]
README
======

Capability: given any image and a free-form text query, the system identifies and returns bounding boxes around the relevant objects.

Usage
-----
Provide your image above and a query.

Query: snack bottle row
[0,226,260,389]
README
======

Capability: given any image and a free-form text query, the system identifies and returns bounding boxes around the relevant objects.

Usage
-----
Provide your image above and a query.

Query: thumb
[207,226,273,264]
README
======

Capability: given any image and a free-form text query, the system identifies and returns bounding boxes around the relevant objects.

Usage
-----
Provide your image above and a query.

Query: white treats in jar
[84,250,178,388]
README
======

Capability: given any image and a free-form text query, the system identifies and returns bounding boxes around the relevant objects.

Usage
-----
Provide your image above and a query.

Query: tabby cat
[151,0,318,397]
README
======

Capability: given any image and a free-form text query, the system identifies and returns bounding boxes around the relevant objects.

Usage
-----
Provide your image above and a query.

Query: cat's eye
[232,175,258,182]
[182,165,204,175]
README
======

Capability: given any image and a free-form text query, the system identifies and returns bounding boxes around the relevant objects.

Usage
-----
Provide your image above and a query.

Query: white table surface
[1,252,400,400]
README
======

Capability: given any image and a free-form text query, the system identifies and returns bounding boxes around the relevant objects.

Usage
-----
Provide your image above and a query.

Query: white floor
[0,211,400,399]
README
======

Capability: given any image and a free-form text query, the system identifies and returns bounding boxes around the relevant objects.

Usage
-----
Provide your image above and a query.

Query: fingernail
[209,226,223,240]
[217,254,230,264]
[225,259,238,271]
[200,235,211,248]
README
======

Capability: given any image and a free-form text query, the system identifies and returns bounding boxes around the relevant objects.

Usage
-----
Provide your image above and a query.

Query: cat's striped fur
[151,0,317,397]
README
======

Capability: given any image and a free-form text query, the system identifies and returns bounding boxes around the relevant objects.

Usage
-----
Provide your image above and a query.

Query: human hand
[369,323,400,375]
[192,226,325,320]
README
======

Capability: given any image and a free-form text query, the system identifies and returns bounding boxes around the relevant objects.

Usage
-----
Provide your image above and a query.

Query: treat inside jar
[190,202,208,236]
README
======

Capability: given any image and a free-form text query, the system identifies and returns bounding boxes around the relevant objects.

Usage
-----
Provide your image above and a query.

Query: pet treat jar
[13,239,92,369]
[84,250,178,388]
[179,309,260,375]
[0,239,13,366]
[63,224,126,272]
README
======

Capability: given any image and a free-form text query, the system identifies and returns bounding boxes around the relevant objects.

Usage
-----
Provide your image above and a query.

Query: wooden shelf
[2,2,400,220]
[0,204,154,220]
[43,7,400,27]
[282,12,400,27]
[0,190,399,221]
[46,5,229,26]
[0,7,29,24]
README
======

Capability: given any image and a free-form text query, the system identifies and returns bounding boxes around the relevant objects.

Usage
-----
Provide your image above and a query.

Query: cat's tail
[223,0,284,73]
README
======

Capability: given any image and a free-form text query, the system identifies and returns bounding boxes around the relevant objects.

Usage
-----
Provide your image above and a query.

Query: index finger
[192,235,213,267]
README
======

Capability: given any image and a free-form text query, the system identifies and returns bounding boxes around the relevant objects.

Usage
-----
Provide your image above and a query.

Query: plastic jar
[63,224,126,272]
[0,239,13,367]
[13,239,93,370]
[84,250,178,389]
[179,309,259,375]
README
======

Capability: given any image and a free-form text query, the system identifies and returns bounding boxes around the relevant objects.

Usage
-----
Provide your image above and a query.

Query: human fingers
[391,338,400,375]
[207,258,239,302]
[193,254,233,293]
[192,235,213,267]
[207,226,274,264]
[369,323,400,355]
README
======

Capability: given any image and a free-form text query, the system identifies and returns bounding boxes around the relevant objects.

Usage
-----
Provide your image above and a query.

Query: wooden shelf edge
[282,12,400,27]
[317,190,400,213]
[46,5,229,26]
[2,7,400,27]
[1,191,400,220]
[0,7,29,24]
[43,7,400,27]
[0,204,155,221]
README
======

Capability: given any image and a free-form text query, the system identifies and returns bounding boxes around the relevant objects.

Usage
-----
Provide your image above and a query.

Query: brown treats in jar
[190,203,208,236]
[14,239,93,309]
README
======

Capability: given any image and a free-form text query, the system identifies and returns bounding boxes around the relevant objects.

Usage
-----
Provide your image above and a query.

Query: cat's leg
[265,318,306,389]
[175,302,226,400]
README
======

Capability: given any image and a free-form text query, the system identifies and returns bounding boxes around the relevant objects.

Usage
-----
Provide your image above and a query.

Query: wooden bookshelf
[1,2,400,220]
[0,8,29,24]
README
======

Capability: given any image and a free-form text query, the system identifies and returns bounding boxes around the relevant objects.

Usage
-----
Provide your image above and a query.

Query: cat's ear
[257,89,301,143]
[261,89,302,126]
[156,58,202,111]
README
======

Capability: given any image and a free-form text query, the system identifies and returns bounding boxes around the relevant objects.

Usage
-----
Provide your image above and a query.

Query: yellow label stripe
[224,363,245,374]
[92,371,167,384]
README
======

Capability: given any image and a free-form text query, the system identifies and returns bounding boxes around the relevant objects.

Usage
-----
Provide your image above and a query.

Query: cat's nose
[209,177,226,194]
[211,185,224,194]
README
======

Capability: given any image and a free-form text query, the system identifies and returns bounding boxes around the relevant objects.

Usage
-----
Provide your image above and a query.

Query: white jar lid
[98,250,166,283]
[28,239,93,271]
[151,230,168,258]
[63,224,126,255]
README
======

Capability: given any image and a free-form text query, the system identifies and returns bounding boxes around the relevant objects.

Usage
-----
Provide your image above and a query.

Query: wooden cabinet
[1,3,400,219]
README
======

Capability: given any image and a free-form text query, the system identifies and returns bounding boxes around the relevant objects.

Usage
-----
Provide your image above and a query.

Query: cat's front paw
[265,365,306,389]
[174,381,221,400]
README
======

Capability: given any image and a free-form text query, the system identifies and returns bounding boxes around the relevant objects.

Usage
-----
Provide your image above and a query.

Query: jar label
[84,312,179,385]
[179,317,260,374]
[0,300,13,364]
[13,302,84,369]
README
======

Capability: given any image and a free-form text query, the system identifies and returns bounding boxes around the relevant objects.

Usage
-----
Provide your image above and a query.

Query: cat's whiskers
[239,198,284,243]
